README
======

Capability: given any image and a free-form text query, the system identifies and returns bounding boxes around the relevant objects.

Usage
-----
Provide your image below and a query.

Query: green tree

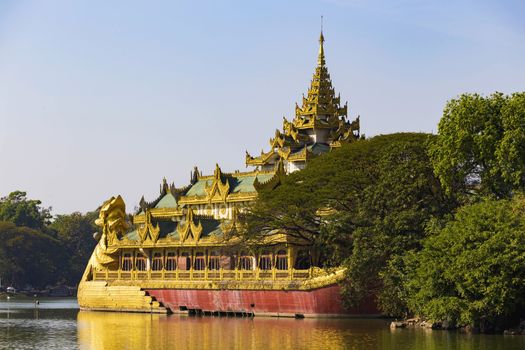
[340,134,456,314]
[429,92,525,198]
[50,212,98,284]
[0,191,52,230]
[241,134,393,263]
[497,93,525,188]
[242,133,456,313]
[406,197,525,330]
[0,221,62,288]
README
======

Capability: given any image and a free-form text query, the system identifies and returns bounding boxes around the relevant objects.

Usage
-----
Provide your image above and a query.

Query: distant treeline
[0,191,97,288]
[241,92,525,332]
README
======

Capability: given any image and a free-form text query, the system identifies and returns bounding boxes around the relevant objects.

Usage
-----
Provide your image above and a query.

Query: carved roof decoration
[203,164,231,203]
[177,209,203,242]
[177,164,279,205]
[122,214,238,247]
[245,149,279,166]
[253,160,285,191]
[137,210,161,243]
[136,178,192,214]
[132,163,283,226]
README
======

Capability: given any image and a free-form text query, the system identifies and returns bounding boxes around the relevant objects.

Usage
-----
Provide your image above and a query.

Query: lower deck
[80,247,378,317]
[78,281,379,318]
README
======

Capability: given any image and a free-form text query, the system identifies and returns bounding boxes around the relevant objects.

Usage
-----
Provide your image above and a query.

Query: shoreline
[390,318,525,335]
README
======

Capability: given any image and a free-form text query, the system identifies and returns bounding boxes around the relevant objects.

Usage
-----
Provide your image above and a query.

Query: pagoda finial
[214,163,222,179]
[318,16,325,66]
[160,177,169,194]
[190,166,199,184]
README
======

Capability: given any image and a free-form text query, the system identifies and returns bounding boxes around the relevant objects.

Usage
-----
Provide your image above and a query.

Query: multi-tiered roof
[246,32,360,171]
[126,163,286,247]
[123,32,361,247]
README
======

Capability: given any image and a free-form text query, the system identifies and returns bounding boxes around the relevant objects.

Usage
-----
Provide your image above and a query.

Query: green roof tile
[155,193,178,208]
[231,174,274,193]
[308,143,330,155]
[185,179,211,197]
[125,229,139,241]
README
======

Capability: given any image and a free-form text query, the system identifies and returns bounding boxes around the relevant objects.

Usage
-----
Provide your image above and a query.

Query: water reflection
[1,298,525,350]
[78,312,525,350]
[77,312,362,350]
[0,298,78,350]
[76,312,525,350]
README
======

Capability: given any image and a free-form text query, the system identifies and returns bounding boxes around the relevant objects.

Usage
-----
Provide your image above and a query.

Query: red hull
[147,285,378,317]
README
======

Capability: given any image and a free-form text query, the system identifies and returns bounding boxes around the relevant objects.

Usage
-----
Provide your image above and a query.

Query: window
[208,251,220,270]
[194,252,205,270]
[179,252,191,270]
[294,250,311,270]
[122,253,133,271]
[220,255,233,270]
[276,250,288,270]
[166,252,177,271]
[152,252,163,271]
[258,251,272,270]
[136,255,147,271]
[240,253,253,270]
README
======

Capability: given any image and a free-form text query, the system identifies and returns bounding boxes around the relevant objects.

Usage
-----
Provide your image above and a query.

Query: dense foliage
[244,91,525,331]
[0,222,62,287]
[429,92,525,198]
[242,133,457,312]
[0,192,97,288]
[0,191,52,230]
[406,197,525,330]
[50,212,98,284]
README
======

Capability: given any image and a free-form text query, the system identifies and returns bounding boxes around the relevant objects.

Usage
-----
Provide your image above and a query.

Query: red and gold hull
[78,267,379,317]
[147,284,378,317]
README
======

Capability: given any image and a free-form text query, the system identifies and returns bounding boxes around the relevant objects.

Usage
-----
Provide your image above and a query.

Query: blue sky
[1,0,524,214]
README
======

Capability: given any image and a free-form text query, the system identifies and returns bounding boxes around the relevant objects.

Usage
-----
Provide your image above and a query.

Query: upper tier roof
[135,162,286,218]
[246,32,360,168]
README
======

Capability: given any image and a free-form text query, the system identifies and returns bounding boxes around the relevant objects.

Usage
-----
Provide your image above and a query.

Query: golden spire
[292,29,347,123]
[318,15,325,66]
[318,31,325,66]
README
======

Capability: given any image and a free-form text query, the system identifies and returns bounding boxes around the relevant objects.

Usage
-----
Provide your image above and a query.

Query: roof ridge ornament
[177,209,203,241]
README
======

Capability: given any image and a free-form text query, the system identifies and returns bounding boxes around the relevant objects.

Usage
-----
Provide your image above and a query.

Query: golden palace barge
[78,32,377,317]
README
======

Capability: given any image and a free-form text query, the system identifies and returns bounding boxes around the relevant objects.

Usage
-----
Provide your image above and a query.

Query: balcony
[93,267,314,283]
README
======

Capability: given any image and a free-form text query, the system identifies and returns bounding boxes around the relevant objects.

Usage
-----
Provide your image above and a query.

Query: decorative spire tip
[317,18,325,66]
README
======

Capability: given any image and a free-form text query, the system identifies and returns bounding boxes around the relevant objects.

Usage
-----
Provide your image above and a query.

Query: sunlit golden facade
[77,32,369,317]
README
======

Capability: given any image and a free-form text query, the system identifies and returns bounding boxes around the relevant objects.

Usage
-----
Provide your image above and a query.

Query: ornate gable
[177,209,203,242]
[204,164,230,202]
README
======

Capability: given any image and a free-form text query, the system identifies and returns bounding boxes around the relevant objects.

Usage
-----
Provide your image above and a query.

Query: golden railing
[93,267,313,282]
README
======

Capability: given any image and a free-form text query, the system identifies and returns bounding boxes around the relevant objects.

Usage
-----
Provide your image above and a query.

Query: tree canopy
[0,221,62,288]
[242,133,457,310]
[0,191,52,230]
[429,92,525,198]
[0,191,98,288]
[406,197,525,330]
[50,212,98,283]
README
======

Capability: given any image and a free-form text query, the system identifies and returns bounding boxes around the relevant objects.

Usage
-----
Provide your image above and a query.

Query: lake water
[0,297,524,349]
